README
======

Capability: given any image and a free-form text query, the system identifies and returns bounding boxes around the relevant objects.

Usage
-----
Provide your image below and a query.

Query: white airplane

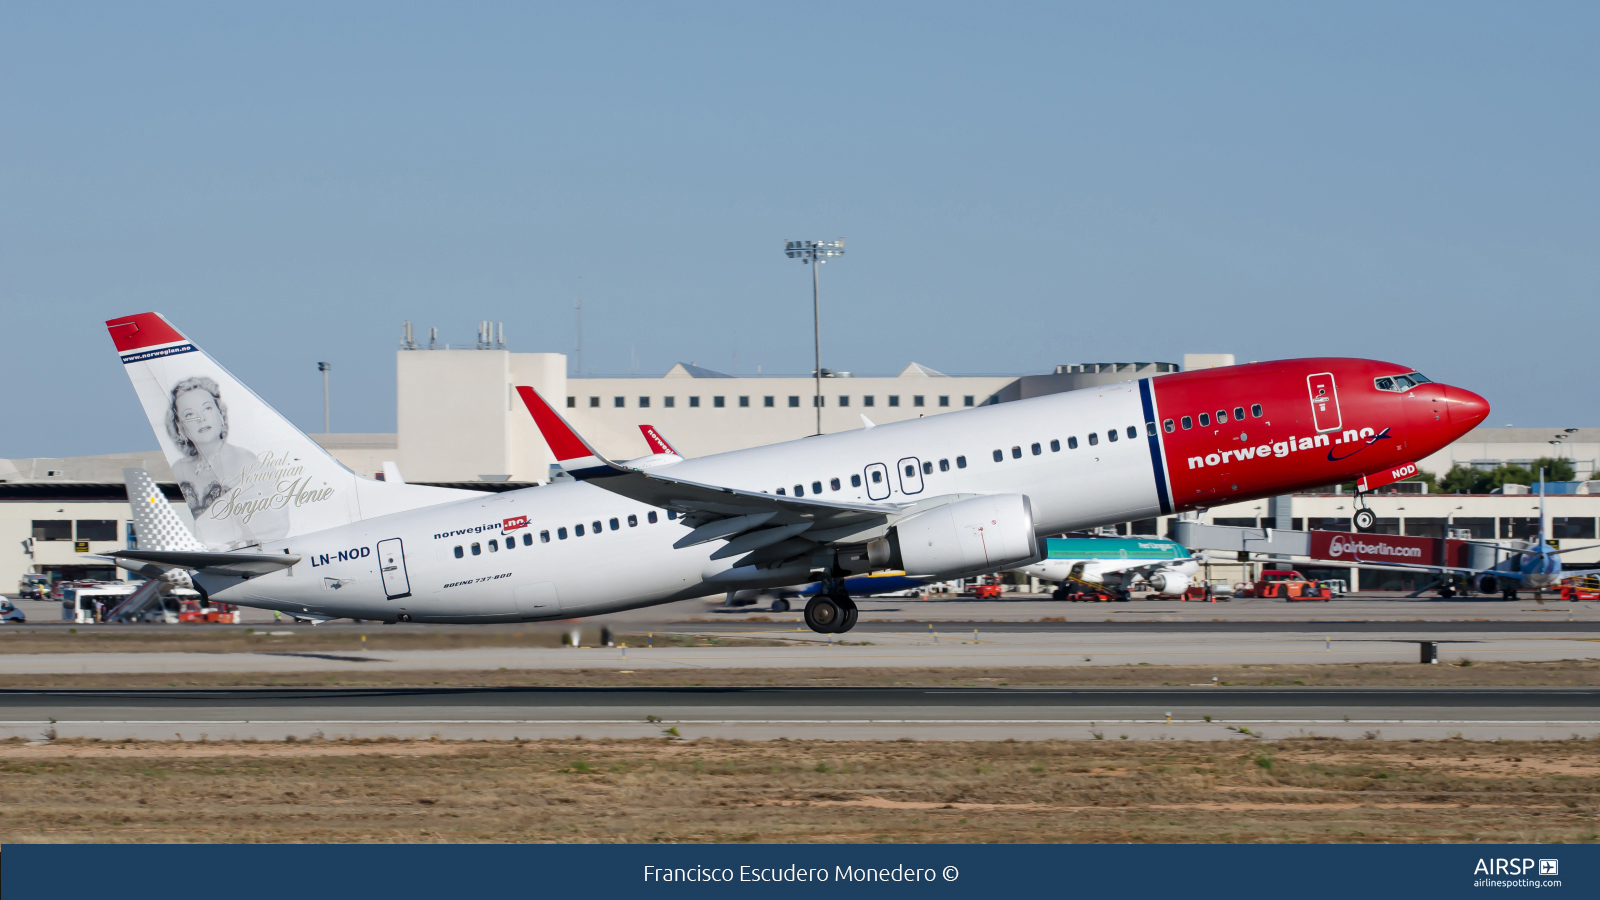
[1015,536,1200,599]
[102,312,1490,633]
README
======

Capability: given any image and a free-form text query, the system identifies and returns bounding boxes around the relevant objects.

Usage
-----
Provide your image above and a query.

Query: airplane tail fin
[107,313,475,550]
[123,468,205,552]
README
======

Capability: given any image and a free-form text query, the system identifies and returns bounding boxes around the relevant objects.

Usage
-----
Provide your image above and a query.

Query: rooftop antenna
[497,321,505,349]
[401,321,417,350]
[428,326,438,350]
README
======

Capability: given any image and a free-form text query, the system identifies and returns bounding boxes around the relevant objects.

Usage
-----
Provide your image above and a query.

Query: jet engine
[873,493,1039,579]
[1475,574,1501,595]
[1147,571,1190,595]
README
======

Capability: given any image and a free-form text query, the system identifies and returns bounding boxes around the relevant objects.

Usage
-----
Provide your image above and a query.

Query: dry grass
[0,659,1597,690]
[2,737,1596,844]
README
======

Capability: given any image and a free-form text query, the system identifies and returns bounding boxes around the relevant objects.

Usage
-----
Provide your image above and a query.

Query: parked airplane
[1016,536,1199,599]
[102,311,1490,633]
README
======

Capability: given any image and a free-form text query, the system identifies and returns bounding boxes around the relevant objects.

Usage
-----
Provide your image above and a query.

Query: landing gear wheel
[804,596,843,633]
[836,596,859,633]
[771,598,790,613]
[1353,508,1377,532]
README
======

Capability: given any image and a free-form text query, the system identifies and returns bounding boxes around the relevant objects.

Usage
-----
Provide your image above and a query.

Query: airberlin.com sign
[1307,530,1467,568]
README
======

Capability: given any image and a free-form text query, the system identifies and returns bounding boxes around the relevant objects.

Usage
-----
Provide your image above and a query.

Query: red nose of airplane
[1445,386,1490,430]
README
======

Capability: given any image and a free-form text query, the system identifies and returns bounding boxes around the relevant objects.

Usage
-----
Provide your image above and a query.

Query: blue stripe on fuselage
[1139,378,1172,515]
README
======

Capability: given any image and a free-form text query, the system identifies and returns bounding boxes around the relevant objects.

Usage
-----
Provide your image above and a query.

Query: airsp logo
[1540,859,1559,876]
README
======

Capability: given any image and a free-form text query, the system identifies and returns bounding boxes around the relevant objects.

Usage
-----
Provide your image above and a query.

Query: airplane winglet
[638,424,679,456]
[514,386,625,480]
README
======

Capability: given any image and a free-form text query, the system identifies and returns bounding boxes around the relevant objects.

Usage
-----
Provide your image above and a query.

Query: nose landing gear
[1353,492,1377,533]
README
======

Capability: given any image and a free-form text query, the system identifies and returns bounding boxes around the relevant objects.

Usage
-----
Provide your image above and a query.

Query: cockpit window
[1376,372,1430,393]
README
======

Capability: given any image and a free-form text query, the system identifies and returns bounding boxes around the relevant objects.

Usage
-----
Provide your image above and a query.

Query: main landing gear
[804,583,858,634]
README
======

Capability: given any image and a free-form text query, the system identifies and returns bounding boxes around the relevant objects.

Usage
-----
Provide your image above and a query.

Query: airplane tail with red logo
[106,313,477,550]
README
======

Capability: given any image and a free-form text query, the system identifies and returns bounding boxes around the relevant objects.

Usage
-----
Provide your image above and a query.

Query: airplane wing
[638,424,680,456]
[517,387,903,563]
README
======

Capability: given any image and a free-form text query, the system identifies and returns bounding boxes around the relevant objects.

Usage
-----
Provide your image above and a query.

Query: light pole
[318,362,331,433]
[784,239,845,435]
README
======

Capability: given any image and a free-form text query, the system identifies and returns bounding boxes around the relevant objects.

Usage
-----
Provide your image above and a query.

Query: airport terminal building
[3,341,1596,593]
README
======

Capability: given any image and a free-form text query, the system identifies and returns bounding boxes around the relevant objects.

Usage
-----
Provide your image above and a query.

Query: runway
[3,624,1595,676]
[4,686,1595,743]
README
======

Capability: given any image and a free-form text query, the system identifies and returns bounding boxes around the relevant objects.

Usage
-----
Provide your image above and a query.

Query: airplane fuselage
[203,358,1489,622]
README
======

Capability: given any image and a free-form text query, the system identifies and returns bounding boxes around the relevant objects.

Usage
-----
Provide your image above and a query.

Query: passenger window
[794,484,804,496]
[664,397,675,408]
[939,459,950,472]
[540,530,550,543]
[1181,416,1192,429]
[921,462,932,475]
[1067,437,1078,449]
[1233,407,1245,421]
[814,480,824,493]
[1107,429,1118,443]
[589,397,599,407]
[1031,442,1041,456]
[593,520,602,534]
[1050,439,1060,451]
[777,487,786,495]
[1163,419,1174,433]
[471,542,481,555]
[628,514,638,527]
[1199,413,1210,426]
[871,470,882,484]
[488,539,498,552]
[1145,423,1156,436]
[1088,433,1099,446]
[956,456,967,468]
[851,474,862,487]
[647,512,658,524]
[614,397,625,408]
[609,518,619,531]
[1216,410,1227,423]
[1127,426,1137,439]
[558,528,568,540]
[830,478,841,490]
[668,511,678,520]
[504,537,514,550]
[788,396,800,407]
[523,533,533,546]
[993,450,1003,462]
[1251,404,1262,417]
[913,396,925,407]
[453,545,463,558]
[575,524,585,536]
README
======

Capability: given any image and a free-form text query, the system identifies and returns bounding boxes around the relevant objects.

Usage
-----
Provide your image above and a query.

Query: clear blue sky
[3,2,1596,458]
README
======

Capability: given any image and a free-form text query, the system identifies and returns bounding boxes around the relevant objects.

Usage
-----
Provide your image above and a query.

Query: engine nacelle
[1148,571,1190,595]
[1475,574,1501,595]
[886,494,1039,579]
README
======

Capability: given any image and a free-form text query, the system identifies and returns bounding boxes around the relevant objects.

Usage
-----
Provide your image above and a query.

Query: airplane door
[1306,372,1342,433]
[376,538,411,600]
[864,462,891,501]
[897,457,924,495]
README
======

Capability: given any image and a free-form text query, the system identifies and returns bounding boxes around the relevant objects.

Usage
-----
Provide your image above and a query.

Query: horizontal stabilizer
[109,549,300,577]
